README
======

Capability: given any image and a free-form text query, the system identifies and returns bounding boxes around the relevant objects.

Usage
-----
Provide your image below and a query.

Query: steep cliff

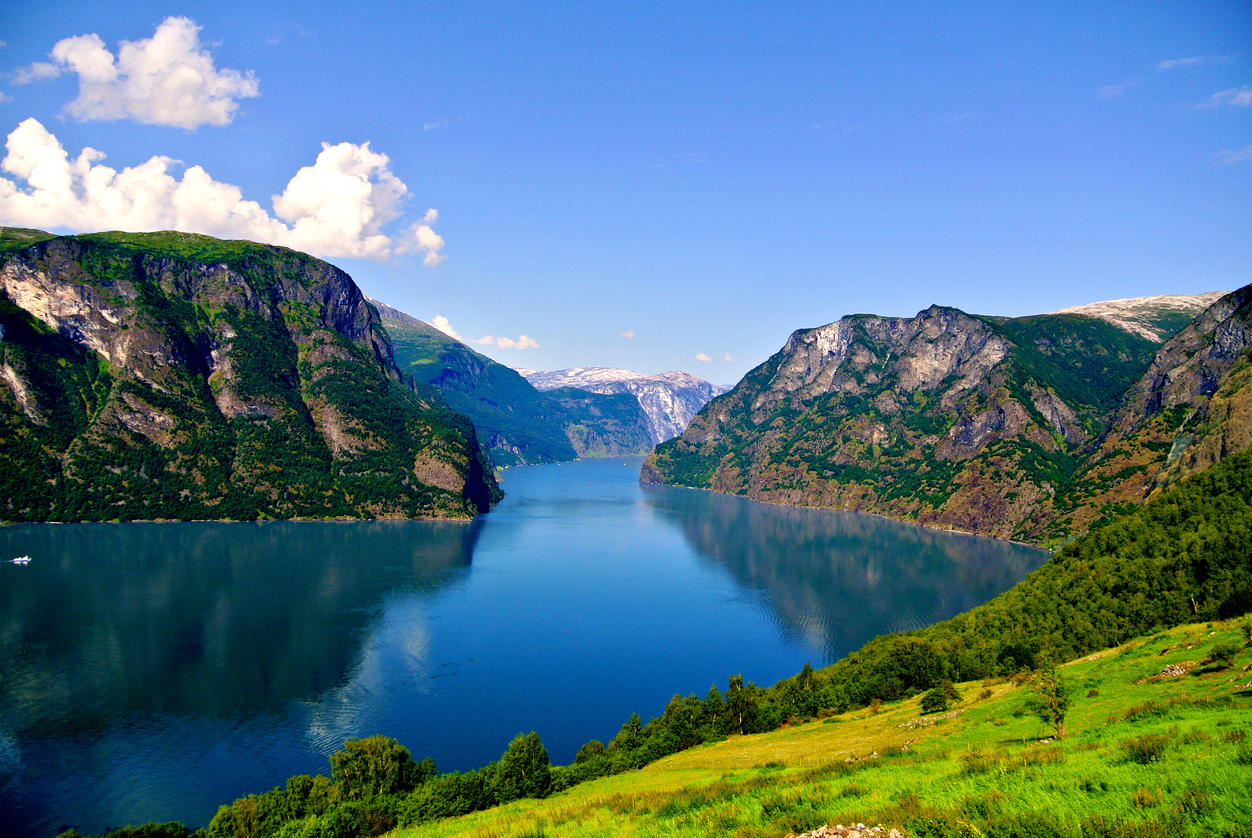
[542,387,653,457]
[642,289,1250,543]
[0,228,500,522]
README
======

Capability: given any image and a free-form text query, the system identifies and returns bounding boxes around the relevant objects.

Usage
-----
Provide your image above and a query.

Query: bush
[1207,641,1239,668]
[1122,733,1169,764]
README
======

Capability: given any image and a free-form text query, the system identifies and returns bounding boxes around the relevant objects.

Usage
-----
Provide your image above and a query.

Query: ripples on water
[0,458,1046,836]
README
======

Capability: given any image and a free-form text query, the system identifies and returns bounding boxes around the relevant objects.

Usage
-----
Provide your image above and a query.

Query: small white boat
[11,556,30,564]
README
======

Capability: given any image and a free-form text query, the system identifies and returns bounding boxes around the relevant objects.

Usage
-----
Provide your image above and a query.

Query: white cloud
[12,62,61,84]
[474,334,539,349]
[1158,55,1235,70]
[619,330,634,339]
[13,16,258,130]
[723,353,734,362]
[431,315,461,341]
[423,117,447,131]
[0,92,12,104]
[1097,81,1137,99]
[0,118,444,262]
[1197,86,1252,109]
[695,353,712,363]
[1215,144,1252,166]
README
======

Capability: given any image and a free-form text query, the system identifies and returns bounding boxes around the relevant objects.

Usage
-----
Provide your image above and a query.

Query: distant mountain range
[370,302,655,465]
[518,367,731,445]
[642,289,1250,545]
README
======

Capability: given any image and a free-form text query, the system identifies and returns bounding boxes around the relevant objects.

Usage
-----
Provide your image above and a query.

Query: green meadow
[398,618,1252,838]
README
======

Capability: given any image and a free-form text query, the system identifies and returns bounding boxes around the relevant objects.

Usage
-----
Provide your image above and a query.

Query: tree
[1030,665,1072,739]
[920,680,961,714]
[573,740,605,763]
[726,674,760,735]
[329,735,427,800]
[607,713,643,753]
[492,731,551,803]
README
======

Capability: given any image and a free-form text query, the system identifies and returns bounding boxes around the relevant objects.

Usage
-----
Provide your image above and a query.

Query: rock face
[642,289,1252,544]
[521,366,730,445]
[374,302,653,464]
[543,387,654,457]
[0,228,500,522]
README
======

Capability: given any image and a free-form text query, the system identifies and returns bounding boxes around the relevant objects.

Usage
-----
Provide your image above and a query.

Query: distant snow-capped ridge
[1052,291,1227,342]
[519,367,731,445]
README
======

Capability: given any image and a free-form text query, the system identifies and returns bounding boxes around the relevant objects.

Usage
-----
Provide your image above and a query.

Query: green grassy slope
[400,617,1252,838]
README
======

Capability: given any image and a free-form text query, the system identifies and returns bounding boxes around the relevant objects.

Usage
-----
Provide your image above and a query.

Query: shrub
[1122,733,1169,764]
[1178,782,1216,816]
[1130,786,1162,808]
[1207,641,1239,668]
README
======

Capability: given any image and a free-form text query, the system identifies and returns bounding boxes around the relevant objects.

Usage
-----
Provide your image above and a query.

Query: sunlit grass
[397,616,1252,837]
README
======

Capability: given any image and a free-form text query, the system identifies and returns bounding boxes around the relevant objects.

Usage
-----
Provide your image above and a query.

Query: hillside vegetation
[396,616,1252,838]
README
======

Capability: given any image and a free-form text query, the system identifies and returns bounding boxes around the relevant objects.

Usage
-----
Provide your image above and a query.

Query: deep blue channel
[0,457,1047,836]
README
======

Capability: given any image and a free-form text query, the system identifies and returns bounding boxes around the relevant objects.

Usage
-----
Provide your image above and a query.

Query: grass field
[397,617,1252,838]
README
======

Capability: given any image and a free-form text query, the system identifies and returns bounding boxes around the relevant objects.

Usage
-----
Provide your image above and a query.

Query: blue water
[0,457,1046,836]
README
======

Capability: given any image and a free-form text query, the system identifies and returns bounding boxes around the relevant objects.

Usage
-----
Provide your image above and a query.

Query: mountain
[642,289,1249,544]
[373,303,653,464]
[519,366,730,445]
[372,300,579,466]
[1051,290,1227,342]
[0,228,500,522]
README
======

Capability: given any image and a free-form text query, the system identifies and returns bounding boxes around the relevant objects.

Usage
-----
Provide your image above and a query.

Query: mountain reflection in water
[643,485,1048,663]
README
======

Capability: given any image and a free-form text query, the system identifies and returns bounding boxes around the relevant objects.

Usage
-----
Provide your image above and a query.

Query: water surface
[0,457,1046,836]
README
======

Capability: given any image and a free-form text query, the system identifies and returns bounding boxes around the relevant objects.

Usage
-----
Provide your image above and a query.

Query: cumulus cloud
[12,17,258,130]
[1196,86,1252,109]
[695,353,712,363]
[0,118,445,262]
[431,315,461,341]
[1215,144,1252,166]
[474,334,539,349]
[619,330,634,339]
[723,354,734,362]
[412,212,445,266]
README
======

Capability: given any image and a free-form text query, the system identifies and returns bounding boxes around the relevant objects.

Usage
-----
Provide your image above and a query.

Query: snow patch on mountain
[1052,292,1227,342]
[520,367,731,444]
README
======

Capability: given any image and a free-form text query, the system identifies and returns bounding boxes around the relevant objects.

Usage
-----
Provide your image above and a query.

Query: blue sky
[1,2,1249,383]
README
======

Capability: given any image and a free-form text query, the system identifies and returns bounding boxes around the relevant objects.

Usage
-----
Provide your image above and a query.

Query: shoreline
[641,479,1051,551]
